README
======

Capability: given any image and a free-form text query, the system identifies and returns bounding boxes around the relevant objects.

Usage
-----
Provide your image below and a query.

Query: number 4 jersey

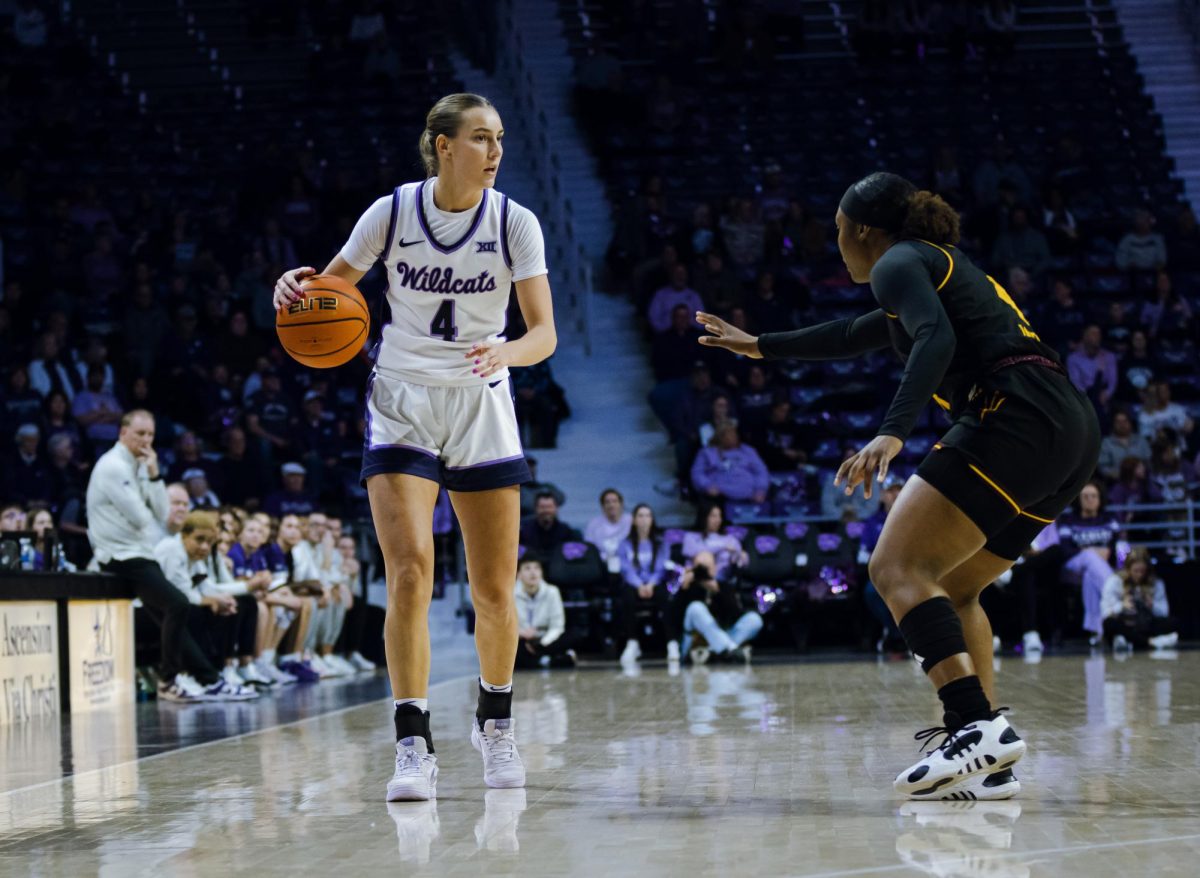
[340,177,548,386]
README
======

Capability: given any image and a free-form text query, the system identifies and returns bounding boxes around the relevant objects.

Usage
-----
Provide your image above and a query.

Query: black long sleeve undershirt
[757,310,892,361]
[756,245,957,442]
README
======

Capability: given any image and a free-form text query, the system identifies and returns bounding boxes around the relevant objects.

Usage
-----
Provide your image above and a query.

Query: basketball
[275,274,370,368]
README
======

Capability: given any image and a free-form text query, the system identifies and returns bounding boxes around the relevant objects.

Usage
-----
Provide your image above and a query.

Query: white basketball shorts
[359,372,530,491]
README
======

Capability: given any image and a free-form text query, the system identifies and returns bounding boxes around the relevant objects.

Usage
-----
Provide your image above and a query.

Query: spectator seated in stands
[583,488,632,575]
[648,263,705,333]
[617,503,681,665]
[1098,409,1151,483]
[1108,456,1153,521]
[681,502,749,580]
[520,491,581,554]
[511,359,568,449]
[519,456,565,519]
[990,204,1051,279]
[253,513,320,682]
[690,423,770,504]
[1140,271,1193,341]
[164,482,191,536]
[514,556,577,669]
[698,394,737,449]
[154,511,260,700]
[4,423,50,506]
[747,396,807,471]
[1138,381,1194,447]
[1067,325,1118,416]
[1056,481,1121,645]
[264,462,318,517]
[182,468,220,510]
[652,305,705,384]
[1117,329,1157,404]
[1147,434,1195,526]
[0,503,25,534]
[1115,208,1167,272]
[674,550,762,664]
[1100,548,1178,652]
[71,365,123,455]
[290,512,355,677]
[226,515,306,685]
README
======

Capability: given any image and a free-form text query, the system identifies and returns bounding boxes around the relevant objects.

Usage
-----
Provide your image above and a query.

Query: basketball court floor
[2,650,1199,877]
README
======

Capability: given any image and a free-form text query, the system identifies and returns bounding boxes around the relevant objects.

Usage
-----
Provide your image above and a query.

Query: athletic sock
[394,703,434,753]
[937,676,992,728]
[260,648,276,664]
[476,677,513,726]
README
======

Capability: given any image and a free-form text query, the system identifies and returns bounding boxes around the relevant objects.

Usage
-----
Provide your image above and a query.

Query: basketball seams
[279,323,369,362]
[275,274,371,367]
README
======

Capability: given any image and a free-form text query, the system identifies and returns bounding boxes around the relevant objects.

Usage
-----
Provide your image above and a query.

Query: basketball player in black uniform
[697,173,1099,800]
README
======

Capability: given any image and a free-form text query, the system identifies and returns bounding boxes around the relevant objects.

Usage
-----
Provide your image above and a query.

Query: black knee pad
[898,596,968,673]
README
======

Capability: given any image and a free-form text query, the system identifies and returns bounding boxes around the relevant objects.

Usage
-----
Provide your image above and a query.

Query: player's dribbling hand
[466,341,513,378]
[696,312,763,358]
[834,435,903,500]
[273,266,317,312]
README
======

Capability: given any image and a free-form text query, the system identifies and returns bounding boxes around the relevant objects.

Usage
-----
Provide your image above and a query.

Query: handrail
[729,499,1197,560]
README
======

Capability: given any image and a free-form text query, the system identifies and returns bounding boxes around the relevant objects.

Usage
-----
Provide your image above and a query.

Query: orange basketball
[276,274,370,368]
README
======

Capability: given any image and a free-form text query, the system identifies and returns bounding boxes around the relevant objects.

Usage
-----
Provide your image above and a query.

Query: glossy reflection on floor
[2,651,1200,877]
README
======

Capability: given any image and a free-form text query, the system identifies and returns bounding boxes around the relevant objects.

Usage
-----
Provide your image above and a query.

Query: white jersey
[340,178,547,386]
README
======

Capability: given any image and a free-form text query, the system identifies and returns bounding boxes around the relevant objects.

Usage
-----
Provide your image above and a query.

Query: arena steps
[1113,0,1200,208]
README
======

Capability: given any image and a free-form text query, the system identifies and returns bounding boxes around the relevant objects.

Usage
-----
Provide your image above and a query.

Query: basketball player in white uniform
[273,94,556,801]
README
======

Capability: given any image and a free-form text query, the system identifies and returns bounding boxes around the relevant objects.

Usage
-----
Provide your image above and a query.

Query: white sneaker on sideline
[200,677,260,701]
[1022,630,1043,654]
[259,659,297,685]
[620,639,641,664]
[349,651,377,671]
[666,640,681,662]
[894,713,1026,797]
[238,662,273,687]
[386,737,439,801]
[221,665,246,689]
[689,646,710,666]
[308,655,336,677]
[1149,631,1179,651]
[325,654,356,675]
[992,635,1002,653]
[175,672,206,697]
[470,718,526,789]
[1112,634,1131,653]
[157,674,202,703]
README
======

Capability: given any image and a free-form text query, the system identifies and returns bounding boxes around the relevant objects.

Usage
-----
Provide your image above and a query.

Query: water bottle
[18,538,36,571]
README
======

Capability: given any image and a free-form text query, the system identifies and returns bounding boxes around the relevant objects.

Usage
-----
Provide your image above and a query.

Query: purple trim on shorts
[442,456,531,493]
[443,453,526,471]
[416,179,490,254]
[360,445,441,487]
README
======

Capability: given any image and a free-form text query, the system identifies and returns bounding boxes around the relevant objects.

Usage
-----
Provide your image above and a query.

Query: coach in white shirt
[86,409,218,696]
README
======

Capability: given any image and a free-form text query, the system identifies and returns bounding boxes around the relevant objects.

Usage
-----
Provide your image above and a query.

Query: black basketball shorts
[916,366,1101,561]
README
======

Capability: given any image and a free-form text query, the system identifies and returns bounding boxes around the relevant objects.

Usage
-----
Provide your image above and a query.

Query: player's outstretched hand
[273,266,317,312]
[696,312,763,358]
[834,435,903,500]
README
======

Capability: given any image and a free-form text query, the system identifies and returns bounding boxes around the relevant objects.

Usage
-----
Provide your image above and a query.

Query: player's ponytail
[418,92,495,177]
[900,189,962,245]
[840,172,961,245]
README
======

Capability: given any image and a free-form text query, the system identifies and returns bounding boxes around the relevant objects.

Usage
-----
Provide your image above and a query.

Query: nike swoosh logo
[397,238,424,248]
[488,380,503,388]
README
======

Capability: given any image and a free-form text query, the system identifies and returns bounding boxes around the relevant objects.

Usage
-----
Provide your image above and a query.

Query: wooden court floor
[1,651,1198,877]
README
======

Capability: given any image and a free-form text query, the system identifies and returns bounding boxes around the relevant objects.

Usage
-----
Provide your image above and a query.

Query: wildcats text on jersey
[393,261,498,294]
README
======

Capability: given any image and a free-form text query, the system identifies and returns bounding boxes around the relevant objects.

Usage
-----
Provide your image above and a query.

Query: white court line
[799,831,1200,878]
[0,673,476,800]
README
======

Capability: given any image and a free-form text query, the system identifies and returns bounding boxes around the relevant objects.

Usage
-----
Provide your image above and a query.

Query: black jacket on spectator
[4,451,52,506]
[519,518,582,553]
[652,327,707,382]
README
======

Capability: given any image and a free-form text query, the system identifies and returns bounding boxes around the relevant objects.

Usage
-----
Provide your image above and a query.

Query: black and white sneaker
[157,673,203,703]
[910,768,1021,802]
[894,712,1026,798]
